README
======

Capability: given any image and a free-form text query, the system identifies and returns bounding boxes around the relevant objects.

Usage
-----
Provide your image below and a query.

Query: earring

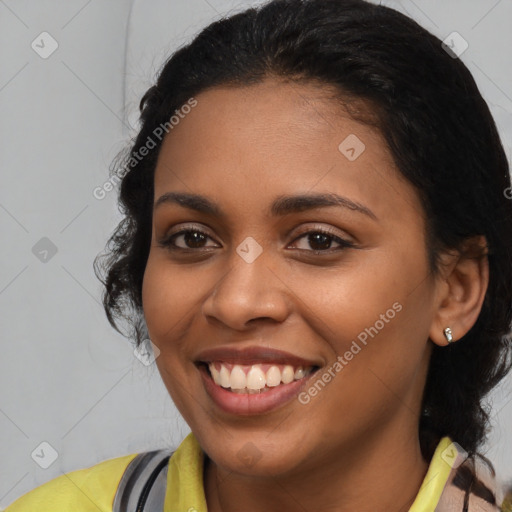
[443,327,454,344]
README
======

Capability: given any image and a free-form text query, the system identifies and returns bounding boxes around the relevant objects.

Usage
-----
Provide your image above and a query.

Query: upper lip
[194,346,321,367]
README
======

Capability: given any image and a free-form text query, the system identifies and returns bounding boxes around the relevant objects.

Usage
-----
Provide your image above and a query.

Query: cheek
[312,256,405,342]
[141,253,204,418]
[142,251,200,344]
[309,247,433,396]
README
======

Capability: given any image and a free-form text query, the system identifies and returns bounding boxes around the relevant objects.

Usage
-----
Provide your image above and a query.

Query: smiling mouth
[201,361,319,394]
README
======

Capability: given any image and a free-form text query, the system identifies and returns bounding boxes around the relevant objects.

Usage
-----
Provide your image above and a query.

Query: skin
[141,77,489,512]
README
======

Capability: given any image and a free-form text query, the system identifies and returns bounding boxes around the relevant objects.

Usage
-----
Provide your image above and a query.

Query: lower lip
[198,364,317,416]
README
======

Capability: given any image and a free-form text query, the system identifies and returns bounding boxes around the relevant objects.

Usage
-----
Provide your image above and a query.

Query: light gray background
[1,0,511,507]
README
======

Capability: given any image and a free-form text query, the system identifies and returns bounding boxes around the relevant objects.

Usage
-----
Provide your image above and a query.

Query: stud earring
[443,327,454,344]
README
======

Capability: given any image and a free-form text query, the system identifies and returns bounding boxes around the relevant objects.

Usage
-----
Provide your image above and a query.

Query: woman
[5,0,512,510]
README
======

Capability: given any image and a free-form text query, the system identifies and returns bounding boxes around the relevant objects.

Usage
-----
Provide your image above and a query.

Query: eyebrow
[154,191,377,220]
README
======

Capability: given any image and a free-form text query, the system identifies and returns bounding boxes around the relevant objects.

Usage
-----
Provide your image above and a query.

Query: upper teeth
[208,362,313,390]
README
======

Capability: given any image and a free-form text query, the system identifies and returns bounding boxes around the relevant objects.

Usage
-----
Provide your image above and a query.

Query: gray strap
[142,462,169,510]
[112,448,174,512]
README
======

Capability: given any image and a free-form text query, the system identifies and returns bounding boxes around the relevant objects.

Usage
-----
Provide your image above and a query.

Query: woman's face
[142,78,439,476]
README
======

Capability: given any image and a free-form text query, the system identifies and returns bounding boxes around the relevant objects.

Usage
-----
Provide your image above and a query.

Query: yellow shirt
[1,434,462,511]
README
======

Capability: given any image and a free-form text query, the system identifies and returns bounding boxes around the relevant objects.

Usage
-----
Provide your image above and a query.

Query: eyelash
[157,226,355,255]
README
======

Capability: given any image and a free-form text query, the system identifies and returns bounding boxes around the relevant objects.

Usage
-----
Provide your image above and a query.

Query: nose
[201,247,292,331]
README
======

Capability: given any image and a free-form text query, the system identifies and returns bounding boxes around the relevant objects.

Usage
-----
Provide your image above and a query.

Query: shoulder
[3,452,138,512]
[436,448,512,512]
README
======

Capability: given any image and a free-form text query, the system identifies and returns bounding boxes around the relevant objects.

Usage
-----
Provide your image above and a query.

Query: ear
[429,236,489,347]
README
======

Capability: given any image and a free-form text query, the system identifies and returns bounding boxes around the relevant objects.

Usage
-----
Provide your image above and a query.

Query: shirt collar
[164,432,208,512]
[164,432,454,512]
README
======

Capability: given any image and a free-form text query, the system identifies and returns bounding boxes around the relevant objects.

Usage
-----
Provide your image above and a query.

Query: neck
[204,423,430,512]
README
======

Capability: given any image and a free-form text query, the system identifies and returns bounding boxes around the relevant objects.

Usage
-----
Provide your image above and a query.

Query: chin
[203,435,308,477]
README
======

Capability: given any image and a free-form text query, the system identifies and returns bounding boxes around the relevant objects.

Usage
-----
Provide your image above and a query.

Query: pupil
[309,233,331,250]
[186,231,206,248]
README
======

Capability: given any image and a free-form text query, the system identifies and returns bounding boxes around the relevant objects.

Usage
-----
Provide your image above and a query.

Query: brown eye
[290,229,354,253]
[158,229,218,250]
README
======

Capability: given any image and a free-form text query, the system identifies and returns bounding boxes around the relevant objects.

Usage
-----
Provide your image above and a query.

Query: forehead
[152,78,422,225]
